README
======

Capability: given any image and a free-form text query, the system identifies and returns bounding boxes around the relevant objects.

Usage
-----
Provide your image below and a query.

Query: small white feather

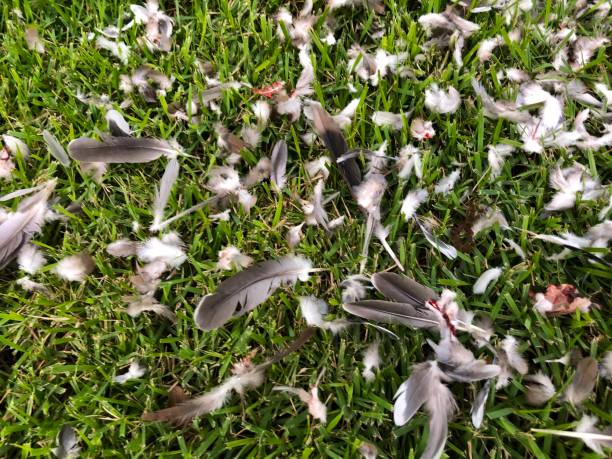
[299,296,349,334]
[113,361,146,384]
[2,134,30,157]
[487,144,514,178]
[504,238,526,259]
[94,36,130,64]
[286,223,304,249]
[410,118,435,140]
[217,246,253,271]
[17,243,46,274]
[341,274,369,303]
[305,156,331,180]
[53,253,95,282]
[126,296,176,322]
[525,372,556,406]
[401,188,428,220]
[137,233,186,268]
[501,336,528,375]
[434,169,461,195]
[106,239,139,257]
[16,276,47,292]
[424,84,461,114]
[151,158,180,232]
[600,351,612,380]
[362,342,381,382]
[478,36,503,63]
[473,267,502,294]
[397,145,422,180]
[252,100,271,127]
[472,209,509,236]
[371,111,405,130]
[575,415,612,455]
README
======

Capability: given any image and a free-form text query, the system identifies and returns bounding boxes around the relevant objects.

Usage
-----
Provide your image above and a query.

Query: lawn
[0,1,610,458]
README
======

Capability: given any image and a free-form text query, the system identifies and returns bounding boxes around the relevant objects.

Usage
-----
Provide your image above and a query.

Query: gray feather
[151,158,180,231]
[270,140,288,191]
[68,136,176,163]
[422,407,451,459]
[42,130,71,166]
[0,181,54,269]
[194,255,312,330]
[394,361,456,459]
[371,272,438,307]
[309,104,361,188]
[52,425,80,459]
[471,379,491,428]
[429,336,500,382]
[564,357,598,405]
[415,218,458,259]
[393,362,431,425]
[343,300,439,328]
[106,110,132,136]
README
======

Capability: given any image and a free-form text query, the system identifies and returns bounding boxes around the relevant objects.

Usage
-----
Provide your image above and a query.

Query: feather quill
[150,158,179,231]
[68,136,178,163]
[0,180,55,269]
[270,140,288,191]
[194,255,312,330]
[309,104,361,188]
[532,416,612,455]
[42,130,71,166]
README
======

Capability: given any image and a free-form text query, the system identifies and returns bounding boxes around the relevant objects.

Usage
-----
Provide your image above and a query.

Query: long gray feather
[343,300,439,328]
[309,104,361,188]
[194,255,312,330]
[394,361,456,459]
[371,272,438,307]
[52,425,80,459]
[151,158,180,231]
[270,140,288,191]
[422,407,452,459]
[0,180,55,269]
[42,130,71,166]
[68,136,176,163]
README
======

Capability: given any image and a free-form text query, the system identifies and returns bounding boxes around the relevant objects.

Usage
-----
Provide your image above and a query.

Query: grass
[0,0,610,457]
